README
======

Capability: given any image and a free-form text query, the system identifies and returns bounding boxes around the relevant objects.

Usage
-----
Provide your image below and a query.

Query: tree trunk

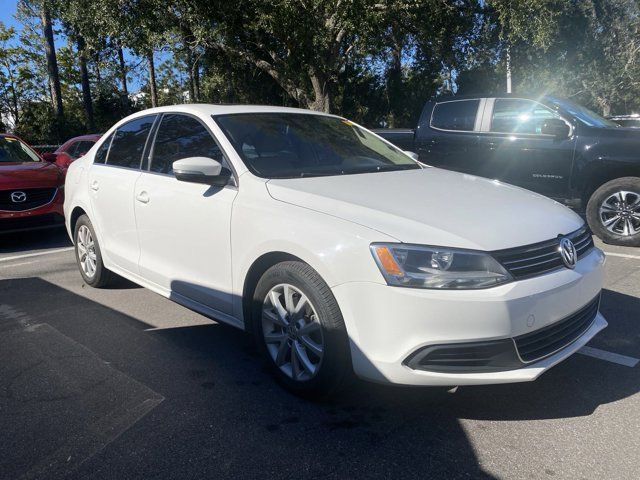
[41,5,63,123]
[117,46,128,95]
[193,58,201,102]
[385,31,403,127]
[147,51,158,107]
[77,37,95,131]
[309,69,332,113]
[93,51,102,84]
[186,46,195,103]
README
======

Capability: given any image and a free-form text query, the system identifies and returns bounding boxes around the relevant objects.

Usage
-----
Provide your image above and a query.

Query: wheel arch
[69,206,88,239]
[241,251,304,333]
[580,163,640,206]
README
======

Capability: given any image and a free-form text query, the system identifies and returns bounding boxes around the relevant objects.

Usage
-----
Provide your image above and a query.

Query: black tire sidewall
[73,215,111,287]
[586,177,640,247]
[252,261,350,399]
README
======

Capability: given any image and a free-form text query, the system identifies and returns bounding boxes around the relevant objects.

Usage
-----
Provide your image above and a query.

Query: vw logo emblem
[10,191,27,203]
[559,237,577,269]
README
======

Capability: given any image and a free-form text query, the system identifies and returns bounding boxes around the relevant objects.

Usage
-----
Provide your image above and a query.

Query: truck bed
[371,128,415,151]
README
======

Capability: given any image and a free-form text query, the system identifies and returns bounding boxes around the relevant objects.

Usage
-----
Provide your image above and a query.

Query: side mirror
[173,157,231,186]
[404,151,419,161]
[42,152,58,163]
[541,118,570,139]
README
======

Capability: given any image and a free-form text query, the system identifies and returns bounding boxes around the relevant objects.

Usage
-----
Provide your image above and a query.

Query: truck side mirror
[404,151,419,161]
[541,119,570,139]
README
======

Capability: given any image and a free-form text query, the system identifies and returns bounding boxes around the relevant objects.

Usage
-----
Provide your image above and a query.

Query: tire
[73,214,115,287]
[586,177,640,247]
[252,261,351,398]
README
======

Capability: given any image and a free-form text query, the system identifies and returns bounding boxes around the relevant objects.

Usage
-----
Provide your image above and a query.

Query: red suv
[0,134,65,233]
[43,134,101,169]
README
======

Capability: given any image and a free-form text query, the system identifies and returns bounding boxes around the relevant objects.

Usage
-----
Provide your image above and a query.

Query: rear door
[87,115,156,274]
[476,98,576,197]
[134,113,237,314]
[417,98,485,175]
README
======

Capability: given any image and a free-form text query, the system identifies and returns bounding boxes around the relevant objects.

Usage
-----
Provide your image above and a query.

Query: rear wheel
[252,261,350,398]
[74,215,115,287]
[586,177,640,246]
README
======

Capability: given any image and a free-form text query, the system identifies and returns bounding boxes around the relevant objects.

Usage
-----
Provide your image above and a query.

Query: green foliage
[2,0,640,144]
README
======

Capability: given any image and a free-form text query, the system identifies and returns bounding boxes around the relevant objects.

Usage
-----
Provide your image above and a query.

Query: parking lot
[1,228,639,480]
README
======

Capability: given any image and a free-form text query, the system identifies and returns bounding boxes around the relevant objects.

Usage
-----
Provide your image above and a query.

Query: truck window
[430,100,479,131]
[491,99,560,135]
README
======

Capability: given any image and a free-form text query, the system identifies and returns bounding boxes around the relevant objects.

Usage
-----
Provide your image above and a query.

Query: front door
[476,98,576,198]
[134,113,237,315]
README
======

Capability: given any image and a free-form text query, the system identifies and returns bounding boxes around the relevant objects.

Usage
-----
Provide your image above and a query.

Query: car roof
[432,93,548,102]
[67,134,102,141]
[120,104,339,122]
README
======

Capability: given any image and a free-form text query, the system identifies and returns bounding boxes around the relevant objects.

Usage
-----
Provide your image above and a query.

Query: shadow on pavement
[2,278,638,479]
[0,227,71,254]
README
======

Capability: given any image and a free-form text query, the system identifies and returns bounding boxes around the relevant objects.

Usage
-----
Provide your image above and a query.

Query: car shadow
[2,278,638,479]
[0,227,71,254]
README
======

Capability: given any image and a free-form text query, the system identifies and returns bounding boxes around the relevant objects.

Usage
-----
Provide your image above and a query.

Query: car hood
[0,161,63,190]
[266,168,584,250]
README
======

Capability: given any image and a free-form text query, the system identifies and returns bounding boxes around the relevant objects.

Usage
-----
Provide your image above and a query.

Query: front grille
[0,213,64,233]
[0,188,57,211]
[492,226,594,280]
[514,294,600,362]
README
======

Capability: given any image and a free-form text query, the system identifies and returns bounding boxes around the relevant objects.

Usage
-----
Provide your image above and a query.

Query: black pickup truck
[374,94,640,246]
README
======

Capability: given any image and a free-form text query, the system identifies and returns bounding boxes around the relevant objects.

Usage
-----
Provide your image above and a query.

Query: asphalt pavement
[1,227,639,480]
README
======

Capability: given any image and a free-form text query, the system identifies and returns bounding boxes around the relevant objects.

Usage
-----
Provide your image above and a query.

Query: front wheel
[586,177,640,246]
[252,261,351,398]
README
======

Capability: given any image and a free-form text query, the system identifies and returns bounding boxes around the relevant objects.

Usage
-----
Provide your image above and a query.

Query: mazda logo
[10,191,27,203]
[559,237,577,269]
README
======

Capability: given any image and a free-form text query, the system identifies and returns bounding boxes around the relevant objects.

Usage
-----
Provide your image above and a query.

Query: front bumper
[0,188,64,233]
[332,247,607,386]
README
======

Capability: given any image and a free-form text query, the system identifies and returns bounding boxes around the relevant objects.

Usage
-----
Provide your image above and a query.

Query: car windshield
[0,136,40,163]
[546,96,619,128]
[214,112,420,179]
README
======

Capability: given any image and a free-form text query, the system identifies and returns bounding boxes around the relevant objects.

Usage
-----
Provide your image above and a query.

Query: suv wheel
[586,177,640,246]
[74,215,115,287]
[252,261,350,398]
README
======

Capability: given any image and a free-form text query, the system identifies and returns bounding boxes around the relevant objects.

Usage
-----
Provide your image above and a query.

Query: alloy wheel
[262,283,324,381]
[77,225,97,278]
[599,190,640,237]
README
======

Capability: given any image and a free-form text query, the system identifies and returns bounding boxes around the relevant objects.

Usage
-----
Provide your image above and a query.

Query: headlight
[370,243,512,289]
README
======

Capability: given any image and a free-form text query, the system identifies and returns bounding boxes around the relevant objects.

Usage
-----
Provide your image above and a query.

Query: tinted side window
[431,100,479,131]
[490,99,559,134]
[107,116,156,169]
[94,134,113,164]
[74,141,95,158]
[150,114,225,175]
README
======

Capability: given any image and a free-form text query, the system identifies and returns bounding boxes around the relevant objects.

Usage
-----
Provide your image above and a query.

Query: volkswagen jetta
[64,105,607,396]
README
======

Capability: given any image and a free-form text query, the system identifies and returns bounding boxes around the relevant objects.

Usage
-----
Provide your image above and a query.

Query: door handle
[136,191,150,204]
[90,180,99,191]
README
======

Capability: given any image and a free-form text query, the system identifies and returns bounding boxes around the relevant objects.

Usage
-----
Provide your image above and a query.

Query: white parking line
[578,346,639,367]
[0,247,74,263]
[603,251,640,260]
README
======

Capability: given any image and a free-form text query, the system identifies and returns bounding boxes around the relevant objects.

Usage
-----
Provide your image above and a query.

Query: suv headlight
[370,243,512,289]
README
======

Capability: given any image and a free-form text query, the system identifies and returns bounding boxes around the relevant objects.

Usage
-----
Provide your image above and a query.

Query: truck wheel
[586,177,640,246]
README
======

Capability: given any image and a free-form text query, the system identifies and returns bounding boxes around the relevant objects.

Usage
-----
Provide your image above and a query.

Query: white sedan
[64,105,607,396]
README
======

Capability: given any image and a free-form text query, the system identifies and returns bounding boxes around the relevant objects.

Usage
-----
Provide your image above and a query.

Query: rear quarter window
[431,100,479,131]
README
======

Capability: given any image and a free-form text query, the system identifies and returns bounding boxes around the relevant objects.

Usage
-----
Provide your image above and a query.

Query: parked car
[64,105,606,396]
[608,114,640,129]
[0,134,65,233]
[42,134,102,169]
[374,94,640,246]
